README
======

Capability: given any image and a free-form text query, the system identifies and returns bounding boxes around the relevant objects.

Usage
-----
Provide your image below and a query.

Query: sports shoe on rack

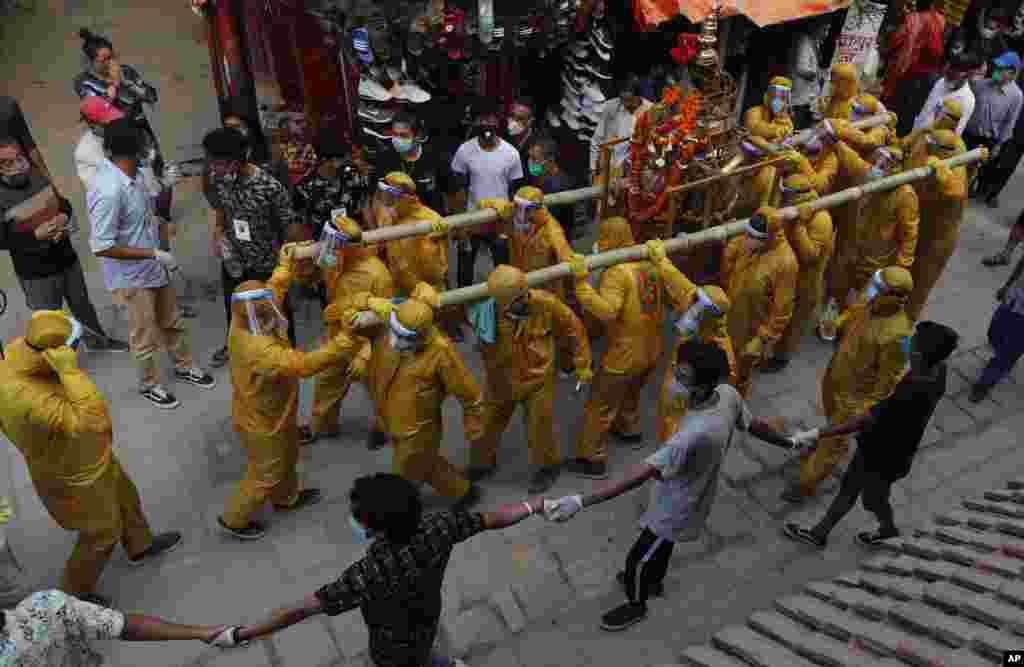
[395,82,431,104]
[358,104,395,124]
[359,76,393,102]
[547,109,562,128]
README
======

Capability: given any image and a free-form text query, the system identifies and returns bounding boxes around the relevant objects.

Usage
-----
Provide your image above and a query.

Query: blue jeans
[977,304,1024,390]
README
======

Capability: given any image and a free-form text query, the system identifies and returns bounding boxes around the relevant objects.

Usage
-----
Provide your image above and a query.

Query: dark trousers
[791,104,815,131]
[977,303,1024,391]
[220,264,296,346]
[977,139,1024,200]
[817,448,895,536]
[456,234,509,288]
[17,260,110,341]
[622,528,675,606]
[962,132,999,196]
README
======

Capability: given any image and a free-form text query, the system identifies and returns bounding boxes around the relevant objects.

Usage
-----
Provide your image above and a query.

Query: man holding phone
[0,136,126,351]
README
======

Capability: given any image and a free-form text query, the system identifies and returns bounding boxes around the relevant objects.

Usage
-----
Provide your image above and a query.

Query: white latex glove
[153,249,179,273]
[350,311,381,330]
[788,427,821,453]
[210,627,246,647]
[543,495,583,522]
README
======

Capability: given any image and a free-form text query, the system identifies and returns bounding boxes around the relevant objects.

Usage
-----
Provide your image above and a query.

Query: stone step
[928,525,1001,552]
[959,593,1024,635]
[712,625,819,667]
[747,611,875,667]
[1008,478,1024,491]
[804,581,892,621]
[983,488,1024,505]
[887,600,990,648]
[861,554,927,578]
[923,581,977,613]
[934,509,997,531]
[996,516,1024,539]
[937,543,1024,578]
[969,622,1024,661]
[856,572,925,601]
[995,577,1024,608]
[951,647,1003,667]
[963,497,1024,520]
[680,645,750,667]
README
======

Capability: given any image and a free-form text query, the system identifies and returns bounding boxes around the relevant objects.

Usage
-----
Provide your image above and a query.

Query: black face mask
[477,126,498,143]
[1,173,30,189]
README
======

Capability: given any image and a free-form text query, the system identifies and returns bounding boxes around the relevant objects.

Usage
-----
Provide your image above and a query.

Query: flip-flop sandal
[856,530,897,547]
[783,522,826,548]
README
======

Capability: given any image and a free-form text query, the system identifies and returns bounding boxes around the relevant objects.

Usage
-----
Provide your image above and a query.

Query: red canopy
[634,0,849,29]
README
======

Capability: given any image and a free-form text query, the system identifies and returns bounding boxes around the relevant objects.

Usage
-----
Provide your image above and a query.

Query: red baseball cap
[80,96,125,124]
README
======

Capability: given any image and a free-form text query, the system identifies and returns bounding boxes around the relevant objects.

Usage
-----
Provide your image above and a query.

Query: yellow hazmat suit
[364,295,484,500]
[649,254,736,443]
[906,131,968,321]
[721,207,799,398]
[817,63,860,121]
[775,176,835,360]
[223,280,361,530]
[791,124,840,195]
[0,311,153,596]
[836,96,895,153]
[795,267,914,497]
[572,224,669,463]
[474,266,591,472]
[832,142,919,306]
[744,77,796,147]
[381,172,450,295]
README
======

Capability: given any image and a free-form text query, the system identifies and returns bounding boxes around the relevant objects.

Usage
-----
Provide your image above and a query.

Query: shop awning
[634,0,849,29]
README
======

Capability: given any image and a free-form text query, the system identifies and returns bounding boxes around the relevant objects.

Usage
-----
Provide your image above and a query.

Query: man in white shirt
[589,75,651,220]
[913,53,978,135]
[450,105,523,287]
[75,96,162,197]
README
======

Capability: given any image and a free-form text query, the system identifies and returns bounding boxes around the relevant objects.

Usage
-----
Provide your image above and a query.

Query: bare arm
[94,246,158,260]
[579,462,660,508]
[747,417,796,449]
[120,614,226,643]
[236,595,324,643]
[482,497,545,530]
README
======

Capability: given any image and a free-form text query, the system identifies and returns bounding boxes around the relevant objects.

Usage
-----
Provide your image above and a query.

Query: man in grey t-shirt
[539,340,794,631]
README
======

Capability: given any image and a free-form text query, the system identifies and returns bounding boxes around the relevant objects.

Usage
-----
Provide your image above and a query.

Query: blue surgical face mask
[392,136,415,154]
[349,515,370,544]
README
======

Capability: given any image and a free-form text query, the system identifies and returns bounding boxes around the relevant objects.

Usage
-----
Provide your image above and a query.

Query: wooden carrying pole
[437,148,986,307]
[361,114,893,247]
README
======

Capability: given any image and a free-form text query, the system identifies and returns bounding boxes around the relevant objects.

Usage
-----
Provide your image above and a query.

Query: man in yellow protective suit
[789,120,841,195]
[354,289,486,507]
[273,217,396,447]
[783,267,915,502]
[900,98,965,153]
[840,94,897,152]
[562,223,670,478]
[906,130,969,321]
[762,175,835,372]
[817,63,861,121]
[745,77,796,148]
[220,279,362,540]
[721,207,799,398]
[831,141,919,312]
[465,265,592,494]
[0,311,182,605]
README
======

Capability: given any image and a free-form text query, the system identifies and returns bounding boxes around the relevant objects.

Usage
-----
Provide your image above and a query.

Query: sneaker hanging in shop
[362,125,392,141]
[352,27,374,65]
[358,104,394,124]
[546,109,562,128]
[359,76,393,102]
[582,83,606,104]
[562,108,581,131]
[592,24,613,52]
[395,83,431,103]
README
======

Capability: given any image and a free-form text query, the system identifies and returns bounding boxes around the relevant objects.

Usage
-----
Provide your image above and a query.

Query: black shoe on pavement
[87,336,130,352]
[780,485,811,504]
[782,522,827,548]
[528,466,560,494]
[174,367,216,390]
[610,430,644,448]
[78,592,112,607]
[217,516,267,541]
[140,385,179,409]
[299,426,317,445]
[127,531,183,565]
[210,346,230,368]
[600,601,647,631]
[453,483,482,511]
[983,251,1011,267]
[274,488,323,512]
[464,465,497,482]
[969,384,990,403]
[366,429,388,450]
[566,458,608,480]
[855,529,899,547]
[616,571,663,598]
[178,304,199,319]
[759,357,790,374]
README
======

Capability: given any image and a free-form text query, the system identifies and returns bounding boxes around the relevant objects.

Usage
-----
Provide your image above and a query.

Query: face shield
[780,180,815,206]
[388,311,421,353]
[512,196,542,232]
[232,288,288,336]
[66,317,83,350]
[675,288,723,336]
[766,85,791,115]
[868,147,899,181]
[317,218,356,269]
[863,270,888,303]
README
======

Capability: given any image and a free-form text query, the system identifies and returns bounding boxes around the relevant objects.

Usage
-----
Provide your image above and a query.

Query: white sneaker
[358,105,394,124]
[547,110,562,127]
[562,110,581,130]
[362,125,392,140]
[359,77,393,102]
[395,83,431,103]
[583,84,606,103]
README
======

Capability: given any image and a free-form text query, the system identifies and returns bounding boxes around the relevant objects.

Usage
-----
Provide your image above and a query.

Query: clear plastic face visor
[232,288,288,336]
[675,288,722,335]
[872,147,899,173]
[317,219,354,268]
[377,180,409,208]
[512,196,542,230]
[388,311,421,352]
[766,85,791,111]
[745,219,771,241]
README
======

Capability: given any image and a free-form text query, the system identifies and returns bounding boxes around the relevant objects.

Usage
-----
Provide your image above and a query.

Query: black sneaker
[453,483,482,511]
[782,522,827,548]
[140,385,179,409]
[464,465,497,482]
[274,488,322,512]
[759,357,790,374]
[210,346,229,368]
[77,592,112,607]
[366,429,388,451]
[566,458,608,480]
[856,529,899,547]
[178,304,199,319]
[600,601,647,631]
[780,485,811,504]
[217,516,267,541]
[127,531,183,566]
[174,367,216,390]
[616,571,663,598]
[528,466,560,494]
[299,426,317,445]
[610,430,645,448]
[983,252,1011,267]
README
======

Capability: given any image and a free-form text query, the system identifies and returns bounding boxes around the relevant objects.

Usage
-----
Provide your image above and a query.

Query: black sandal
[783,522,826,548]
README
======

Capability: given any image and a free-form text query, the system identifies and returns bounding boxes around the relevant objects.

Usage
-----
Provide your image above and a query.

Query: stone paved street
[1,3,1024,667]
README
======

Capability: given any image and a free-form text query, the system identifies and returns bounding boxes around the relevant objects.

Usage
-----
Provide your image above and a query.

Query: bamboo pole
[437,148,986,307]
[361,114,893,247]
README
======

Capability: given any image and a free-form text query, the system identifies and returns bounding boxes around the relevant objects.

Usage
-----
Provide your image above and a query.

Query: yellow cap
[514,185,544,205]
[880,266,913,295]
[941,98,963,120]
[383,171,417,194]
[928,129,960,156]
[768,76,793,89]
[331,215,363,241]
[487,265,529,310]
[596,216,635,251]
[395,298,434,334]
[832,63,857,82]
[26,310,72,349]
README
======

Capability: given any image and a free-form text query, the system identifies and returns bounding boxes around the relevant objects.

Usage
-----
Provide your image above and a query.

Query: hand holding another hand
[543,495,584,522]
